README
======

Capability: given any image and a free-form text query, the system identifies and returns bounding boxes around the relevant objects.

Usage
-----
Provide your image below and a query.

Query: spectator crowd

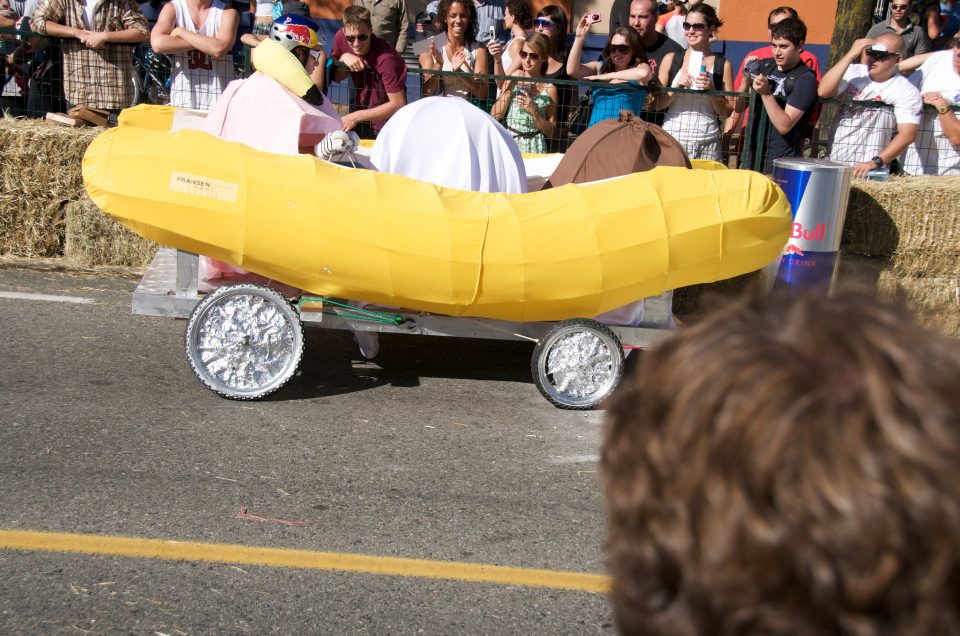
[0,0,958,175]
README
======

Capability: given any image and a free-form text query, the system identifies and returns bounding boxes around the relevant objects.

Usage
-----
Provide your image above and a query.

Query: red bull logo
[285,24,312,46]
[791,222,827,242]
[784,245,804,256]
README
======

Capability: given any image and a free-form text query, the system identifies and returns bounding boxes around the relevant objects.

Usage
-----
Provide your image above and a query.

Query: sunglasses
[890,3,909,8]
[865,48,898,60]
[533,18,556,29]
[345,33,370,43]
[609,43,631,55]
[518,49,540,60]
[682,22,707,31]
[308,49,322,61]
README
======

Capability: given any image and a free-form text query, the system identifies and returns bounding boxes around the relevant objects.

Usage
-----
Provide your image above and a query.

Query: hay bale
[0,117,100,257]
[875,270,960,338]
[843,176,960,277]
[64,197,156,267]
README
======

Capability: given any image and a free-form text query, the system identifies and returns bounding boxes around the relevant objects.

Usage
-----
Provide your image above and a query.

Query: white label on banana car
[169,172,239,203]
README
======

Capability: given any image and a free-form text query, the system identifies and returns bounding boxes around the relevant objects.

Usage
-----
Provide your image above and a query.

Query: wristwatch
[936,103,950,115]
[871,156,884,168]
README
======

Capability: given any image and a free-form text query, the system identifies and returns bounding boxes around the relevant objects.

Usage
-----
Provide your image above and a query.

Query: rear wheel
[185,284,304,400]
[531,318,624,410]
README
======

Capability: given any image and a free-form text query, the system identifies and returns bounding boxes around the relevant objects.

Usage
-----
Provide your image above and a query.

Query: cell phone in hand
[586,12,601,24]
[488,25,496,40]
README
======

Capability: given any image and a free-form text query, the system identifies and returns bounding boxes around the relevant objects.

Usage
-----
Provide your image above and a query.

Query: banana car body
[83,106,791,322]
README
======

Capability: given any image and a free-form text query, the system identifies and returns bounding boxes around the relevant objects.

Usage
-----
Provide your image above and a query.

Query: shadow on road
[272,329,537,401]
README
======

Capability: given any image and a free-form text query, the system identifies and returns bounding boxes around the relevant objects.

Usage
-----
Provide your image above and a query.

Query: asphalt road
[0,264,615,635]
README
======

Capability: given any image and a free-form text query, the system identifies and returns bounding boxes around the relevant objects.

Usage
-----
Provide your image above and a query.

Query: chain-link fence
[3,28,957,176]
[1,27,248,117]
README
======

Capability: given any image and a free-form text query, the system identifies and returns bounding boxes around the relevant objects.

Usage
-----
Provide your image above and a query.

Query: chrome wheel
[531,318,623,410]
[185,284,303,400]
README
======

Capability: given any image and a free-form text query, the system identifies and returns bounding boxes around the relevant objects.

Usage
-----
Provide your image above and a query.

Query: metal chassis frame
[133,248,674,348]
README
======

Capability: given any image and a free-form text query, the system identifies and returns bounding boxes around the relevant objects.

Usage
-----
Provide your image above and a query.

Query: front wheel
[185,284,304,400]
[531,318,624,410]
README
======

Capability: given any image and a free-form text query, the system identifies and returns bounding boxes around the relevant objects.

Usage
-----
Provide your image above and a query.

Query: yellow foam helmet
[251,37,324,106]
[83,106,791,322]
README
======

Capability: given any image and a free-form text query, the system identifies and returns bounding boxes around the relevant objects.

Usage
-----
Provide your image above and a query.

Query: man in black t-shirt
[613,0,683,125]
[739,17,818,173]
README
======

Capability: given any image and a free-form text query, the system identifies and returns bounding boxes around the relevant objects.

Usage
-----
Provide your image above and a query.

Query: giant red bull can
[768,158,852,291]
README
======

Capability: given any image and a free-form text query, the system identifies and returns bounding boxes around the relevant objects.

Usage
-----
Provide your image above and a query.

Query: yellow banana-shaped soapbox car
[83,105,791,408]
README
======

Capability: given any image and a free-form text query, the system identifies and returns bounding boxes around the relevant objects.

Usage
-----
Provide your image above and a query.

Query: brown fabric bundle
[543,111,691,189]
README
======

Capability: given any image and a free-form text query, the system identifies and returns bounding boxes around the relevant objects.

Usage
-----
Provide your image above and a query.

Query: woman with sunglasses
[661,0,704,50]
[490,33,557,152]
[419,0,490,100]
[488,0,533,88]
[567,19,652,127]
[655,4,733,161]
[533,5,576,151]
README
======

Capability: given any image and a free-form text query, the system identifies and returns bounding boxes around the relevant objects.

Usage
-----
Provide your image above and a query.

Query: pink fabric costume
[197,72,343,281]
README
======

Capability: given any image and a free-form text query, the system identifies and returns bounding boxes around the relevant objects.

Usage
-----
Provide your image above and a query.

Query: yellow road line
[0,529,610,594]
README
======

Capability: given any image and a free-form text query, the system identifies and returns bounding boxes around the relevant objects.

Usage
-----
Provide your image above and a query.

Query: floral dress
[504,85,553,154]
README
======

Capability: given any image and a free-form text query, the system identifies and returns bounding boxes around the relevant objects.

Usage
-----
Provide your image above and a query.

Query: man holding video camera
[818,33,921,178]
[738,17,818,173]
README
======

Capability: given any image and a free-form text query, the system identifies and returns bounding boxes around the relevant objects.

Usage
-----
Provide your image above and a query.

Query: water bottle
[866,167,889,181]
[694,64,707,91]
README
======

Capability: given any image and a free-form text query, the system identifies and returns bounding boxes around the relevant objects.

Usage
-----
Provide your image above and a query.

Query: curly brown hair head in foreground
[602,292,960,636]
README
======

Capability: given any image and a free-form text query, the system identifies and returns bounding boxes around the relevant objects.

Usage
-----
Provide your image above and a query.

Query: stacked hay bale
[841,177,959,337]
[0,117,155,266]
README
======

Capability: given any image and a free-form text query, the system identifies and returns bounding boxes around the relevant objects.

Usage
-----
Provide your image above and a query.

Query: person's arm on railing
[652,63,693,110]
[924,92,960,145]
[341,91,406,132]
[584,61,651,83]
[819,38,874,99]
[860,122,917,177]
[151,2,238,57]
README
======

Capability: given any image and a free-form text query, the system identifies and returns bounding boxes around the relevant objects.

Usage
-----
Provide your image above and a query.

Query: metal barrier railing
[2,28,956,176]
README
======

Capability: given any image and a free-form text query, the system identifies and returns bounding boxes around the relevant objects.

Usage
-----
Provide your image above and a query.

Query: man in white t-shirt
[898,38,960,175]
[819,33,921,178]
[150,0,238,110]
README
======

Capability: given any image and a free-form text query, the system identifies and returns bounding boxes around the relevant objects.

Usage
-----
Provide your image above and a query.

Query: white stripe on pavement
[0,291,95,305]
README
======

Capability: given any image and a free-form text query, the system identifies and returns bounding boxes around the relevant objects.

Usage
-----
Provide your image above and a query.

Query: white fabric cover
[371,96,528,193]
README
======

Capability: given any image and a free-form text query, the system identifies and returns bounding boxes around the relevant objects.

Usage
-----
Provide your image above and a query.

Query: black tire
[531,318,624,410]
[185,284,304,400]
[130,71,144,106]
